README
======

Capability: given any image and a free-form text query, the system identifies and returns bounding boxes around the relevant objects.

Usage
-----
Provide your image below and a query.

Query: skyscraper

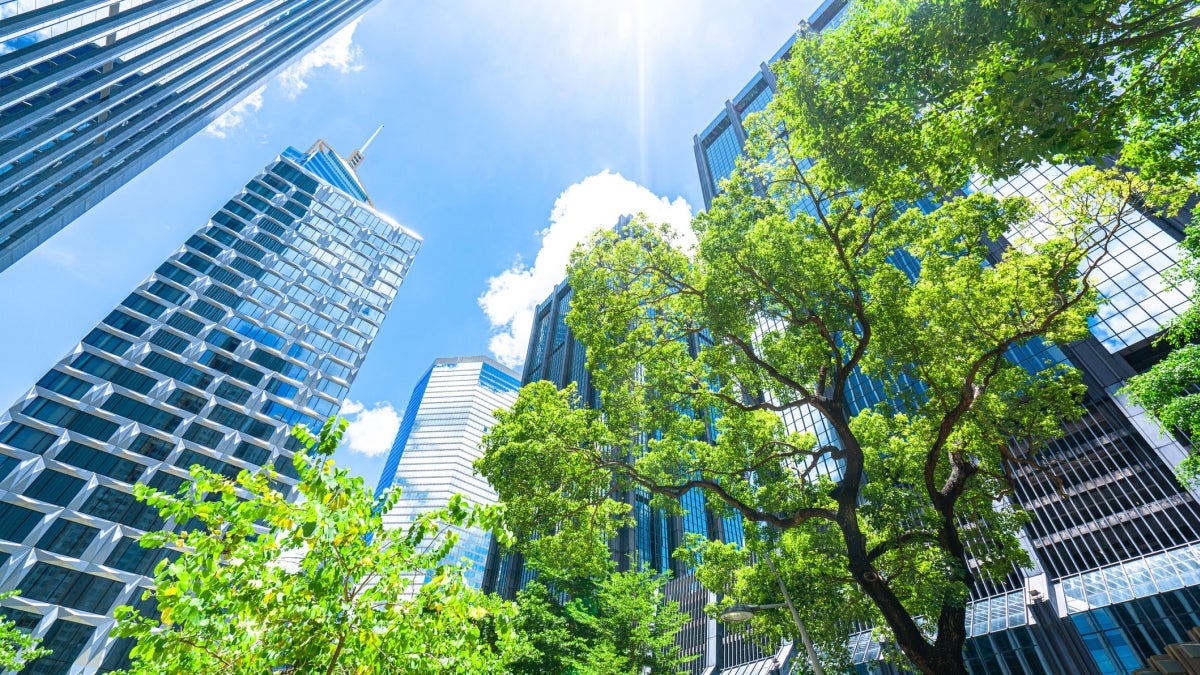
[374,356,520,591]
[696,3,1200,673]
[0,137,419,674]
[482,272,778,674]
[0,0,381,273]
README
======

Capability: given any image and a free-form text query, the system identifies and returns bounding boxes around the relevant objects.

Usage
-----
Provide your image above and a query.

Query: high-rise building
[696,3,1200,673]
[0,0,381,273]
[0,137,419,674]
[374,356,520,591]
[482,271,779,674]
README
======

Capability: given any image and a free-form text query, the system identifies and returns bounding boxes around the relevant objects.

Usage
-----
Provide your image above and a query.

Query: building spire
[347,124,383,171]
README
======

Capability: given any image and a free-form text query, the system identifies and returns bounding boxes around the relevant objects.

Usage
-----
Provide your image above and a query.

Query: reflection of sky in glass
[703,121,741,190]
[972,164,1192,352]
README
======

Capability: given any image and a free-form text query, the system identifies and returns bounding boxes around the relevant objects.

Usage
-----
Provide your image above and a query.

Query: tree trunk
[908,646,969,675]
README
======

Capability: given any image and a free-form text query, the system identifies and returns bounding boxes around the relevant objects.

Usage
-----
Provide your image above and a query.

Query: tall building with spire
[0,0,382,273]
[375,356,520,591]
[0,136,419,674]
[696,2,1200,673]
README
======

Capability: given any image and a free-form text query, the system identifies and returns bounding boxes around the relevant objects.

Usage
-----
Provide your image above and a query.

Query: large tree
[776,0,1200,199]
[112,419,524,674]
[477,156,1189,673]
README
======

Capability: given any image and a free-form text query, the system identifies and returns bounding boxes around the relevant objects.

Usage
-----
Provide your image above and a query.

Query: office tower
[374,356,520,591]
[696,2,1200,673]
[0,137,420,674]
[482,273,776,674]
[0,0,381,273]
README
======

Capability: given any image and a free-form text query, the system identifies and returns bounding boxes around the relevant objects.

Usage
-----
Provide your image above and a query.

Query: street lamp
[717,554,826,675]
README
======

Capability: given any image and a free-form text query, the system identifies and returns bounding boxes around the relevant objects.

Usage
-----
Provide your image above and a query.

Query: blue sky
[0,0,816,485]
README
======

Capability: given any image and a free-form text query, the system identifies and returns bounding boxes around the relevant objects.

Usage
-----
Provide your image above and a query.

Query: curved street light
[717,555,825,675]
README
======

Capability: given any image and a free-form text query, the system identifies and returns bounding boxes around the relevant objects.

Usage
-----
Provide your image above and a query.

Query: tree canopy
[776,0,1200,198]
[0,591,49,671]
[478,154,1188,673]
[112,419,522,674]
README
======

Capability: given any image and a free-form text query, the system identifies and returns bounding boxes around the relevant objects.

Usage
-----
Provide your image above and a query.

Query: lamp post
[718,554,825,675]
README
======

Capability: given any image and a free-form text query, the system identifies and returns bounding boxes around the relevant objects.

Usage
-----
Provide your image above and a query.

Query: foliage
[508,569,690,675]
[773,0,1200,199]
[0,591,49,671]
[477,159,1186,673]
[112,418,523,675]
[1122,222,1200,486]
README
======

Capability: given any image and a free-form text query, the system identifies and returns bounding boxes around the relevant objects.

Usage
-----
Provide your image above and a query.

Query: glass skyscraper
[0,0,381,273]
[482,268,773,674]
[696,2,1200,673]
[0,138,419,674]
[374,356,520,591]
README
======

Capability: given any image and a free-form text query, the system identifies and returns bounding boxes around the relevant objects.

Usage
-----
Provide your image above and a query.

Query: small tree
[477,158,1188,673]
[509,569,690,675]
[776,0,1200,199]
[0,591,49,671]
[113,419,522,674]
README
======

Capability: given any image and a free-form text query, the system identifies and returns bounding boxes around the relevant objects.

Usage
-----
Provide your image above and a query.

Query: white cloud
[204,87,265,139]
[278,18,364,100]
[339,400,401,457]
[479,171,693,367]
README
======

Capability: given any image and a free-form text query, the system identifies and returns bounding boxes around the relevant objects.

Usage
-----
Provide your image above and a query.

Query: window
[213,210,247,232]
[233,442,270,466]
[103,310,150,337]
[273,452,300,479]
[198,351,262,386]
[229,317,284,348]
[310,397,337,418]
[166,389,205,414]
[185,234,222,259]
[156,263,196,286]
[287,344,316,365]
[203,285,240,308]
[141,352,212,389]
[191,300,225,322]
[102,395,182,433]
[82,328,132,356]
[23,619,93,673]
[22,398,118,441]
[146,281,187,305]
[319,359,351,380]
[253,232,287,254]
[0,455,16,481]
[36,370,90,398]
[166,313,204,336]
[205,330,241,352]
[177,450,239,480]
[204,226,236,247]
[80,487,163,531]
[316,379,348,399]
[230,256,264,280]
[210,266,243,289]
[106,537,174,576]
[127,434,173,461]
[25,470,85,506]
[261,402,319,431]
[147,472,186,494]
[258,218,287,237]
[0,423,58,454]
[0,502,43,542]
[233,240,266,261]
[266,378,298,398]
[182,423,224,449]
[250,349,305,379]
[18,563,123,613]
[225,200,257,222]
[37,520,98,557]
[56,442,143,483]
[177,252,216,274]
[209,405,274,440]
[69,353,156,394]
[149,330,190,354]
[215,381,250,405]
[121,294,165,319]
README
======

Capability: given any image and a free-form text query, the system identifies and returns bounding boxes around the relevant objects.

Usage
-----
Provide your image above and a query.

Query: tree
[477,156,1189,673]
[0,591,49,671]
[508,569,690,675]
[112,419,523,674]
[1121,223,1200,486]
[774,0,1200,199]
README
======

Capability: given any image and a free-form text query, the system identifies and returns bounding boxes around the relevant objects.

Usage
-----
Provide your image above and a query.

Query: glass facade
[375,356,520,591]
[0,0,382,272]
[0,139,420,673]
